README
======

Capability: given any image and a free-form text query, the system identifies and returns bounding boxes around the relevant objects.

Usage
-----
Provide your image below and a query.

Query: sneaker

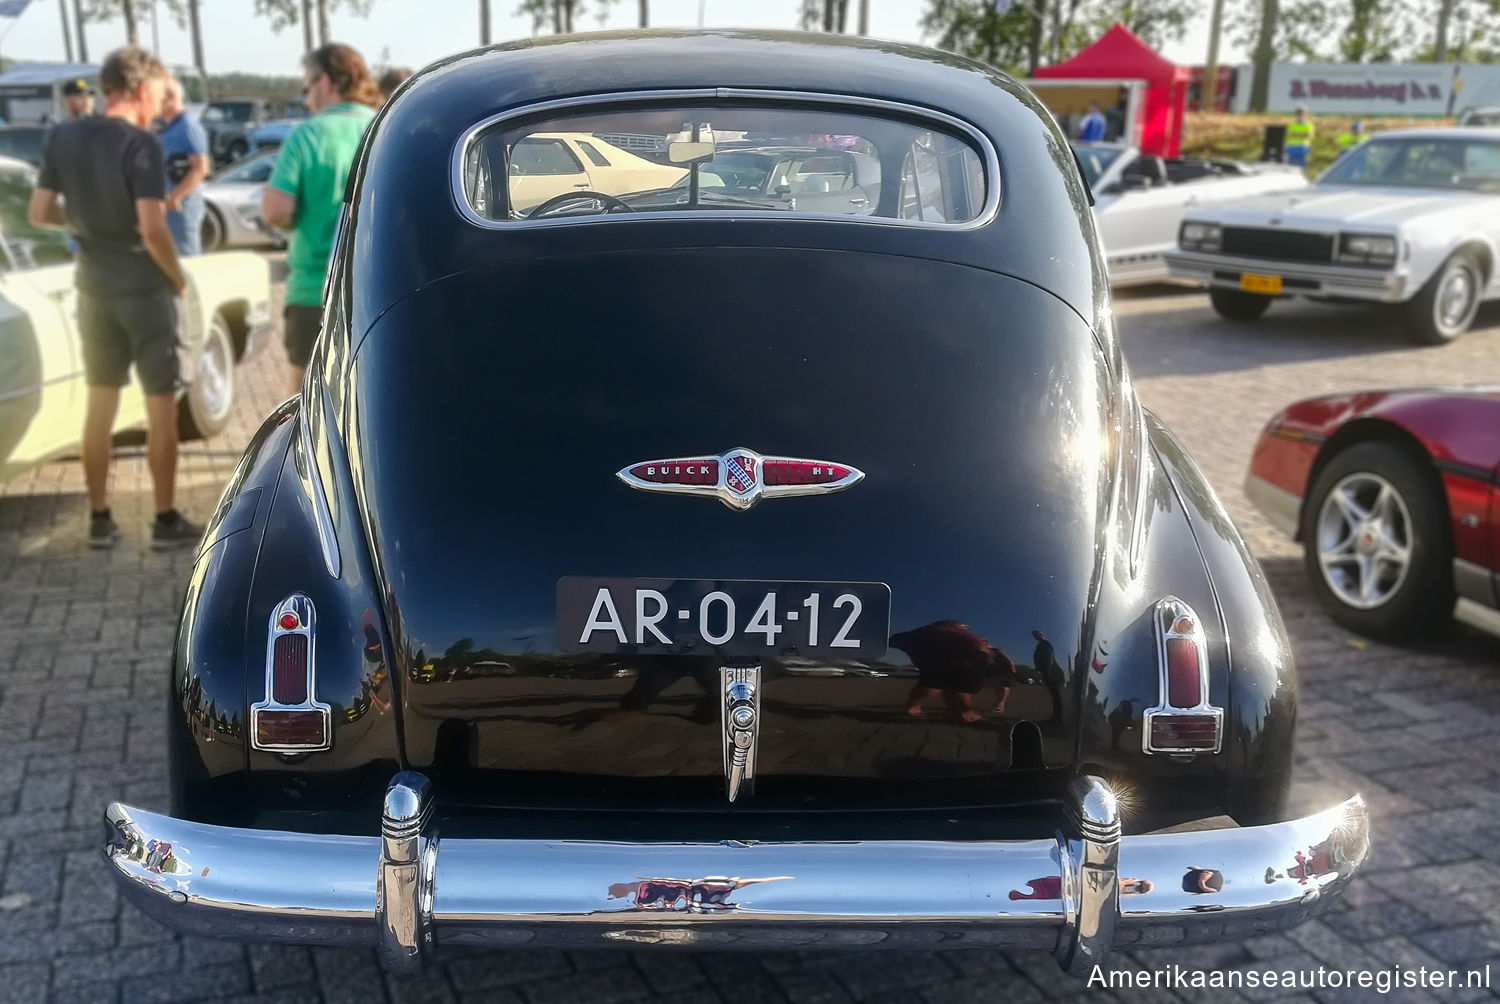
[151,510,204,551]
[89,510,120,550]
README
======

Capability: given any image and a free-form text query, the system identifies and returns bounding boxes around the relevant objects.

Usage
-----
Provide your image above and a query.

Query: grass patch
[1182,112,1454,175]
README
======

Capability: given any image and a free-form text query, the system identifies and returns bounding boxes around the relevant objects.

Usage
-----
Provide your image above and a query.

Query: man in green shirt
[261,43,378,395]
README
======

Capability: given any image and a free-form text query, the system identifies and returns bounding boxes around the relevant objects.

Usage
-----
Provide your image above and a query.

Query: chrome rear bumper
[104,773,1368,975]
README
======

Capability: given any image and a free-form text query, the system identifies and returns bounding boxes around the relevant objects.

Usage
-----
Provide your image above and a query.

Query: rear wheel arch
[216,298,250,360]
[1453,239,1493,285]
[1301,418,1449,540]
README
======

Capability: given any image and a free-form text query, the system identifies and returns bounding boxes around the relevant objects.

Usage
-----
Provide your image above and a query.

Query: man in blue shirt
[1078,102,1107,143]
[157,77,209,255]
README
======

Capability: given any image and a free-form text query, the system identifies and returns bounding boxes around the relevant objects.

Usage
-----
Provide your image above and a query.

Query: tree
[1340,0,1402,61]
[1247,0,1277,112]
[515,0,616,33]
[920,0,1193,74]
[252,0,377,48]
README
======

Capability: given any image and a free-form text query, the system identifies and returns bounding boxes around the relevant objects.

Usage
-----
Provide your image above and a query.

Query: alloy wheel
[1314,472,1413,610]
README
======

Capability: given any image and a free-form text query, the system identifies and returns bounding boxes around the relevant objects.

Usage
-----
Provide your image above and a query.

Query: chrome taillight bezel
[250,594,332,752]
[1142,597,1223,755]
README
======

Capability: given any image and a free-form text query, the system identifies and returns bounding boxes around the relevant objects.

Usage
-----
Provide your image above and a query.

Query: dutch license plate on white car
[557,577,891,659]
[1240,273,1283,295]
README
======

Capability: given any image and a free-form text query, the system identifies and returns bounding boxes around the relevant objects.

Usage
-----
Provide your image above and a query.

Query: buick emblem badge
[617,447,864,511]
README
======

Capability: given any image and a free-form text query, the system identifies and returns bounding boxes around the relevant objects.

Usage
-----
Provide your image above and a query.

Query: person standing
[260,43,378,395]
[377,66,413,107]
[1077,101,1107,143]
[1336,119,1366,154]
[158,79,210,256]
[29,47,202,549]
[61,78,96,121]
[1285,106,1315,168]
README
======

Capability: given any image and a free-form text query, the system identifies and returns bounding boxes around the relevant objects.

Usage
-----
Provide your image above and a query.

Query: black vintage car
[104,31,1367,974]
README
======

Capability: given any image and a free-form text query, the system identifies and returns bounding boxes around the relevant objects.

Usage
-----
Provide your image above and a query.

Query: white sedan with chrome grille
[1167,127,1500,344]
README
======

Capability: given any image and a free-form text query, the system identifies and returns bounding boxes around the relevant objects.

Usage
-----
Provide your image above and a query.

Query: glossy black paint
[168,31,1292,834]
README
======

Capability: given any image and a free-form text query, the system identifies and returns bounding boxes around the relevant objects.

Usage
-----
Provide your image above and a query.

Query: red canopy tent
[1032,23,1189,157]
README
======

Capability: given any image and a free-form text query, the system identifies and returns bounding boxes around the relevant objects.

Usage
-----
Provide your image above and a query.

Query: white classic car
[1074,142,1308,285]
[0,157,275,482]
[1166,127,1500,344]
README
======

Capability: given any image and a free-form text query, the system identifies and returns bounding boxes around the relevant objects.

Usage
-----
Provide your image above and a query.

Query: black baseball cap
[62,78,95,97]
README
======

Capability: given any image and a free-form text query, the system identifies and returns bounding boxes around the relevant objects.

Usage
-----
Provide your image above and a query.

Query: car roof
[1365,125,1500,140]
[350,29,1104,340]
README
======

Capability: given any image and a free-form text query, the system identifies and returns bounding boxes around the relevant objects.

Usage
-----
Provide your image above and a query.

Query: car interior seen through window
[463,104,990,223]
[1321,137,1500,192]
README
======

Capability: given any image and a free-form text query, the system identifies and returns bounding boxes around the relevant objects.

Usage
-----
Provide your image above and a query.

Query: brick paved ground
[1,275,1498,1002]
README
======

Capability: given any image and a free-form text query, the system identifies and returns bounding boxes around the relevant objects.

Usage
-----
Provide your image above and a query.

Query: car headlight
[1337,232,1397,267]
[1179,221,1222,251]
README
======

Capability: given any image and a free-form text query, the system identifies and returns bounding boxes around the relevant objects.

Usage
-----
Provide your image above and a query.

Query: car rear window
[460,102,993,226]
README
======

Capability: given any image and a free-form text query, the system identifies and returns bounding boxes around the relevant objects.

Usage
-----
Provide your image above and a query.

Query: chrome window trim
[449,87,1002,233]
[1142,596,1224,756]
[250,594,333,753]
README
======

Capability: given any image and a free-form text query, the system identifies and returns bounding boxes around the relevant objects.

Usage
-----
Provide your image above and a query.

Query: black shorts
[77,288,185,395]
[284,304,322,368]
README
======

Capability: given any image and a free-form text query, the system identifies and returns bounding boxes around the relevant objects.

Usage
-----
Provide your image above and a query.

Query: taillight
[251,595,331,753]
[272,634,309,704]
[1143,598,1223,755]
[1164,636,1201,707]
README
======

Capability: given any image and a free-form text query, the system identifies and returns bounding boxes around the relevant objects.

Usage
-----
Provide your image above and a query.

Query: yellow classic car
[476,132,690,215]
[0,155,274,482]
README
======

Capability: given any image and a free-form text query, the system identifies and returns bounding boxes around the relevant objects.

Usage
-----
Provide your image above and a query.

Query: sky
[0,1,1247,78]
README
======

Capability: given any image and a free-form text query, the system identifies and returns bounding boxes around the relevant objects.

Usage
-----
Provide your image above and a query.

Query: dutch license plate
[557,577,891,659]
[1239,273,1283,295]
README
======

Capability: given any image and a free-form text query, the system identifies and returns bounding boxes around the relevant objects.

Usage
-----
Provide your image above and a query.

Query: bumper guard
[103,773,1368,974]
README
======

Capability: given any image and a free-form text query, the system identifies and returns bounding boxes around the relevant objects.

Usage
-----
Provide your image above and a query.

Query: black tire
[1300,440,1452,640]
[178,314,237,441]
[227,138,250,162]
[200,205,225,253]
[1209,287,1273,321]
[1403,250,1483,345]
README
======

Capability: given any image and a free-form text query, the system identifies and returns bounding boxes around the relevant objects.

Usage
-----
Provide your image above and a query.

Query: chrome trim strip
[249,594,333,753]
[1456,596,1500,638]
[377,773,437,973]
[101,781,1369,963]
[0,370,83,405]
[1244,473,1301,539]
[721,666,761,802]
[1054,776,1120,975]
[449,88,1002,233]
[1128,399,1149,577]
[1142,597,1224,755]
[1165,250,1402,293]
[296,389,341,579]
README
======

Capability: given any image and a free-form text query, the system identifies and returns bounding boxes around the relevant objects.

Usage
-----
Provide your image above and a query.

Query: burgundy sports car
[1246,387,1500,639]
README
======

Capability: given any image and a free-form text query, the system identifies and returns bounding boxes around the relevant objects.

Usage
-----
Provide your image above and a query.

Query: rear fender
[1077,408,1238,824]
[171,392,404,826]
[169,398,296,821]
[1149,416,1296,825]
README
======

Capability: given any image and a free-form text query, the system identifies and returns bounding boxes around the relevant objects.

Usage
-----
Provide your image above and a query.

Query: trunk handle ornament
[721,666,761,803]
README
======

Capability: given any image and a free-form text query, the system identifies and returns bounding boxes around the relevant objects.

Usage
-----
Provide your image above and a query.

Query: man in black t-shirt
[29,47,202,549]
